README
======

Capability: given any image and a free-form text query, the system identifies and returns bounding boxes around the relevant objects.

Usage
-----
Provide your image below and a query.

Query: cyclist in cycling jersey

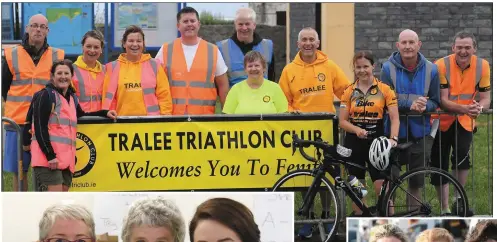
[339,51,400,216]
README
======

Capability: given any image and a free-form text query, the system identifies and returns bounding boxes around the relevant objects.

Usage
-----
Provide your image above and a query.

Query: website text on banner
[70,114,337,191]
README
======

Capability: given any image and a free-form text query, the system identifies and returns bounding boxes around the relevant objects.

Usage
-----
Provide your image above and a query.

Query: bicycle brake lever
[291,142,297,156]
[316,148,322,161]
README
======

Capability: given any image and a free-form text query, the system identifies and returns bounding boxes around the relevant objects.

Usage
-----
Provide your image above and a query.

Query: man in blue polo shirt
[217,7,275,88]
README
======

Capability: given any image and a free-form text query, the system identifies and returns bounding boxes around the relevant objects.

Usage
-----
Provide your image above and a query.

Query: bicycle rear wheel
[382,167,469,217]
[272,169,341,242]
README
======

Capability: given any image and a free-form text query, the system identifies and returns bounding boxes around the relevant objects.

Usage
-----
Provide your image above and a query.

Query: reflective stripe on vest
[30,90,77,172]
[4,46,64,124]
[32,134,76,146]
[6,46,59,102]
[103,59,160,114]
[72,64,104,103]
[166,41,217,107]
[389,60,432,102]
[443,56,482,101]
[220,38,271,81]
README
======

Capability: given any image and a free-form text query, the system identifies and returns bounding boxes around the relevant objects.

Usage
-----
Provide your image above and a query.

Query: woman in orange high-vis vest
[23,60,117,192]
[72,30,106,112]
[102,25,172,116]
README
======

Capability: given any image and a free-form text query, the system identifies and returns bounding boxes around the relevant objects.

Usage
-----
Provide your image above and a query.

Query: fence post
[2,117,23,191]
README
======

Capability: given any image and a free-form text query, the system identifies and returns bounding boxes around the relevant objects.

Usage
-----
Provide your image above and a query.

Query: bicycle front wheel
[272,169,342,242]
[382,167,469,217]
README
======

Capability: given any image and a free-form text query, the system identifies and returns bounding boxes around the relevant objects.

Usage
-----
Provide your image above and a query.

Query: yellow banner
[71,116,336,191]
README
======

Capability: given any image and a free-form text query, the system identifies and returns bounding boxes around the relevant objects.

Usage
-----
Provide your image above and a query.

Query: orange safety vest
[3,46,64,124]
[161,38,218,115]
[72,64,105,112]
[102,59,161,115]
[433,54,484,132]
[31,89,77,173]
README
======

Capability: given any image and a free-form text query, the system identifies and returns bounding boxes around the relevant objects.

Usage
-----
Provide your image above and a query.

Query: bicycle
[272,134,469,242]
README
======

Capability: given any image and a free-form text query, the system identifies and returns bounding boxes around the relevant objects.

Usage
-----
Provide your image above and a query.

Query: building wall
[249,3,287,26]
[354,3,493,76]
[321,3,355,84]
[288,3,317,61]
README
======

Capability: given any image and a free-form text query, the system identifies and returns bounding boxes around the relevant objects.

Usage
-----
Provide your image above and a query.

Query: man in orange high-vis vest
[430,31,491,216]
[155,6,229,115]
[1,14,64,191]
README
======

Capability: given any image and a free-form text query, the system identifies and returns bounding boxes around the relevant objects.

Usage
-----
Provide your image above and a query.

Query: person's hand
[22,145,30,152]
[467,102,481,118]
[107,110,118,120]
[355,128,368,139]
[410,102,421,112]
[414,97,427,113]
[415,96,427,107]
[48,158,59,170]
[389,139,398,148]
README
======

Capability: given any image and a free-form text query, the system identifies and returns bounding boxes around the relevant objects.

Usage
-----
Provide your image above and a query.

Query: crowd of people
[37,196,260,242]
[368,220,497,242]
[1,4,491,239]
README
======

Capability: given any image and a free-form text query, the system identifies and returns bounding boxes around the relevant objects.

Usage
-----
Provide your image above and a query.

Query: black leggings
[343,133,383,182]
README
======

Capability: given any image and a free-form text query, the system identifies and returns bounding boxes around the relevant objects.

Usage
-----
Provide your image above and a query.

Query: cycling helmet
[369,136,392,171]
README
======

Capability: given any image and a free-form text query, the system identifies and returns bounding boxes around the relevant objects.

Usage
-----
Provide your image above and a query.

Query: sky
[187,2,249,20]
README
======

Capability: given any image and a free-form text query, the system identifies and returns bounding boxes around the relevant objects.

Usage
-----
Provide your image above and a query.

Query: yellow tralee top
[101,53,172,116]
[278,50,351,113]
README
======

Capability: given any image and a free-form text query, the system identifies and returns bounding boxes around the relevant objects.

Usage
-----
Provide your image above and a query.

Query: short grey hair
[235,7,256,22]
[39,203,95,241]
[121,197,186,242]
[369,224,409,242]
[298,27,319,41]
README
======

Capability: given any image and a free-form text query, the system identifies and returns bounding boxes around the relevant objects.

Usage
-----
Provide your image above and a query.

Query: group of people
[1,3,491,239]
[37,196,260,242]
[368,220,497,242]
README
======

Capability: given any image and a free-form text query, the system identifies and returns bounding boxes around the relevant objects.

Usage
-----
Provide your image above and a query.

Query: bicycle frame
[298,154,434,218]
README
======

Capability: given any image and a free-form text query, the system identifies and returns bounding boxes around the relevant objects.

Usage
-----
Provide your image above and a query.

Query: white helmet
[369,136,392,171]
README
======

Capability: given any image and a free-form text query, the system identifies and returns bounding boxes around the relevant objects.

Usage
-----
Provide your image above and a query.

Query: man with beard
[2,14,64,191]
[155,7,229,115]
[217,7,275,87]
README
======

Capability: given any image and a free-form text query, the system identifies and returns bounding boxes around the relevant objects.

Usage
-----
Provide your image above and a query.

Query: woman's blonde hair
[416,228,454,242]
[369,224,409,242]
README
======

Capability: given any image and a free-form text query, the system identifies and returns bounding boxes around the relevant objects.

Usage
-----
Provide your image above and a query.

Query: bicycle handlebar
[291,134,414,163]
[291,134,352,163]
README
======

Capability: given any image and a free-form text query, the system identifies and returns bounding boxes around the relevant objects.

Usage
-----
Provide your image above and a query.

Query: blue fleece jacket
[380,51,441,140]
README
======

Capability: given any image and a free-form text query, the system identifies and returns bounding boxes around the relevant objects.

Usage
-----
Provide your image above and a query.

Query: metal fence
[337,110,493,217]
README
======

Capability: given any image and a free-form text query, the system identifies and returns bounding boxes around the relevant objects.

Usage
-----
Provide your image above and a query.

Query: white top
[155,39,228,77]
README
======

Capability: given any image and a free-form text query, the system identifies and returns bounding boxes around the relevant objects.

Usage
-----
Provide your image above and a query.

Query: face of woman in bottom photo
[193,219,242,242]
[130,225,174,242]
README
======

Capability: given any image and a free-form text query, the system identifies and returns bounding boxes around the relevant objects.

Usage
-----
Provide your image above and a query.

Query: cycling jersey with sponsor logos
[340,78,397,132]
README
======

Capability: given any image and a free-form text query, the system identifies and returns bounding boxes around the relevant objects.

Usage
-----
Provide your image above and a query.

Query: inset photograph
[347,218,497,242]
[2,192,294,242]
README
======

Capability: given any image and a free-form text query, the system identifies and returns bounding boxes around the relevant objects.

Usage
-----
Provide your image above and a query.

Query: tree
[199,10,232,25]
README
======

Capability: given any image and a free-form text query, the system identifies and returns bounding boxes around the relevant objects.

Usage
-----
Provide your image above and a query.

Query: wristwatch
[391,136,398,142]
